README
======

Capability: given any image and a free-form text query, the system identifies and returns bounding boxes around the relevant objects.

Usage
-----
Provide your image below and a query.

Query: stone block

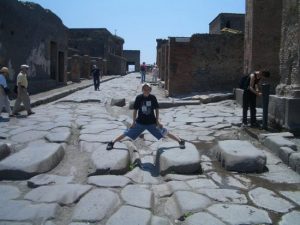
[289,152,300,173]
[214,140,266,173]
[0,142,10,160]
[111,98,126,107]
[158,142,201,175]
[263,136,297,155]
[279,211,300,225]
[27,174,74,188]
[278,147,295,165]
[0,143,65,180]
[184,212,226,225]
[121,185,153,209]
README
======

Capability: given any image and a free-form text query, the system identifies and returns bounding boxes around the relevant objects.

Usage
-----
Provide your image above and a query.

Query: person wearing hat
[12,64,35,116]
[0,67,13,117]
[106,82,185,151]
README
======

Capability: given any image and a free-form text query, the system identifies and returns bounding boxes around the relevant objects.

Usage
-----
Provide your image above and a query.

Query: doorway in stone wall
[58,51,64,82]
[126,62,136,72]
[50,41,57,80]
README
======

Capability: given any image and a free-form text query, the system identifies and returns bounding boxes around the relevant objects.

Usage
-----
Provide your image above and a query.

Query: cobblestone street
[0,73,300,225]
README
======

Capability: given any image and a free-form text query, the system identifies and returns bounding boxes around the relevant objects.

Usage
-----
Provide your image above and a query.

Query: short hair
[261,71,270,78]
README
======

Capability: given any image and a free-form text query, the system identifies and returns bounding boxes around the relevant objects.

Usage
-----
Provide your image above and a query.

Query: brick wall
[167,34,244,96]
[244,0,282,92]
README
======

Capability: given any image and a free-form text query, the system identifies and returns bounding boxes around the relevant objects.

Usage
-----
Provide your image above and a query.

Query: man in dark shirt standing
[106,83,185,150]
[91,65,101,91]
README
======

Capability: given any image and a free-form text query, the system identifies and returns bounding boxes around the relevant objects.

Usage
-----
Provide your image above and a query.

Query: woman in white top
[152,64,159,82]
[0,67,13,117]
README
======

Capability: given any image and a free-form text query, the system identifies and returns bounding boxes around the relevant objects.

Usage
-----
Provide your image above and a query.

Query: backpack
[239,75,250,90]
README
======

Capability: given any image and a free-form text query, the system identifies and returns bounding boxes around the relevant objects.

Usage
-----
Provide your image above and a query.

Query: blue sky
[23,0,245,63]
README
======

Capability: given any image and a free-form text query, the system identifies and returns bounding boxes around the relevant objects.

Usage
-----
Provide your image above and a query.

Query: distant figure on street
[12,64,35,116]
[106,83,185,151]
[91,65,100,91]
[242,70,270,127]
[0,67,13,117]
[140,62,146,83]
[152,64,159,83]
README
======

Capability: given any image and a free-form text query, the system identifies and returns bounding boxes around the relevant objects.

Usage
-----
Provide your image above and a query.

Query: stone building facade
[68,28,126,75]
[209,13,245,34]
[157,34,244,96]
[0,0,68,94]
[268,0,300,133]
[123,50,140,72]
[244,0,283,92]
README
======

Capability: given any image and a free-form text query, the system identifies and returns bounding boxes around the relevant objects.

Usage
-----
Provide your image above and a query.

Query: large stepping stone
[24,184,92,205]
[165,191,212,220]
[184,212,226,225]
[106,205,152,225]
[208,204,271,225]
[45,127,71,143]
[279,211,300,225]
[0,185,21,202]
[0,143,64,180]
[0,200,58,221]
[91,142,129,175]
[27,174,74,188]
[263,136,297,155]
[10,130,48,143]
[249,187,295,213]
[88,175,131,187]
[0,142,11,160]
[158,142,201,175]
[121,185,153,209]
[214,140,266,173]
[111,98,126,107]
[72,189,121,222]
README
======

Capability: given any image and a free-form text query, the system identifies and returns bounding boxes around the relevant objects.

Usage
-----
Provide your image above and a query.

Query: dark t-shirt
[134,94,159,125]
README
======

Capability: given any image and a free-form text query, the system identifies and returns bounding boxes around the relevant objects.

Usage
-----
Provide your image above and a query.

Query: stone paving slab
[72,189,121,222]
[0,222,32,225]
[151,216,171,225]
[0,185,21,202]
[279,211,300,225]
[280,191,300,205]
[0,200,59,221]
[214,140,266,173]
[249,187,295,213]
[88,175,131,187]
[27,174,74,188]
[106,205,152,225]
[165,191,212,220]
[24,184,92,205]
[121,185,153,209]
[207,204,272,225]
[125,168,160,185]
[91,142,130,175]
[196,188,247,204]
[183,212,226,225]
[158,142,201,175]
[263,136,298,155]
[0,143,65,180]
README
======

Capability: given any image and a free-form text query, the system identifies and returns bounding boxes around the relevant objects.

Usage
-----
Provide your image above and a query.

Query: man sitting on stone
[106,83,185,150]
[242,70,270,127]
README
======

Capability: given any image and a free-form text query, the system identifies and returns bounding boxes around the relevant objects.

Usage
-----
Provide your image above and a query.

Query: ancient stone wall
[167,34,244,96]
[209,13,245,34]
[123,50,140,72]
[0,0,68,94]
[107,54,126,75]
[244,0,282,92]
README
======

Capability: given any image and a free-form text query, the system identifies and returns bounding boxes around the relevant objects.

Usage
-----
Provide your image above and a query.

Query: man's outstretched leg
[167,132,185,149]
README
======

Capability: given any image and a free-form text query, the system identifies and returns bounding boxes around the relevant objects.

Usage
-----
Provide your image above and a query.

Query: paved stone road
[0,73,300,225]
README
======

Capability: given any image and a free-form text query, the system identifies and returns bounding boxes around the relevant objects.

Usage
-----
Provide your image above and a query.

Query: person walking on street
[12,64,35,116]
[0,67,13,118]
[242,70,270,127]
[140,62,146,83]
[106,83,185,151]
[152,64,159,83]
[91,65,100,91]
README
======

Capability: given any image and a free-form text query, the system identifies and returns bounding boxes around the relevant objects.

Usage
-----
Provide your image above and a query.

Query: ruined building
[68,28,127,77]
[0,0,68,94]
[157,13,244,96]
[209,13,245,34]
[123,50,140,72]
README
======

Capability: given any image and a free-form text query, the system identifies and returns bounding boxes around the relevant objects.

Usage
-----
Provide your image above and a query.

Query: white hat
[20,64,29,69]
[142,83,152,90]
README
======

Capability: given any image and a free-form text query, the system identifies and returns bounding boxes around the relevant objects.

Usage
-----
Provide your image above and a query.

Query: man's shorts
[124,123,168,140]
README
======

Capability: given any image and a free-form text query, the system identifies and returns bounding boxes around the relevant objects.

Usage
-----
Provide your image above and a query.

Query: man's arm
[155,108,162,128]
[249,74,260,96]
